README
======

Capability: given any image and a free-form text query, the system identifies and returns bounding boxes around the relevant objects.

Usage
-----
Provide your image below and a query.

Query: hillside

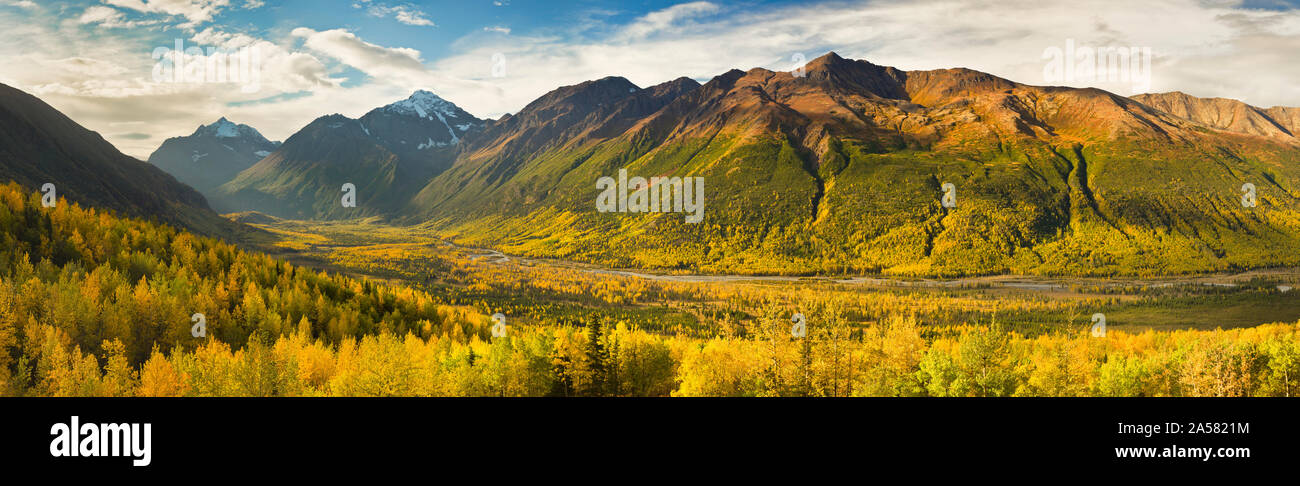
[0,83,249,238]
[0,180,487,396]
[409,76,701,213]
[403,52,1300,277]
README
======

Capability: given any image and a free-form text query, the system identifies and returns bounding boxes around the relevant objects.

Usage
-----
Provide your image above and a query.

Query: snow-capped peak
[382,90,460,120]
[187,117,280,149]
[360,91,483,148]
[206,117,239,138]
[193,117,268,141]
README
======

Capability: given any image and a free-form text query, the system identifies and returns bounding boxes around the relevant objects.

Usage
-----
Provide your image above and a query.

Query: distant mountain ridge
[213,91,483,219]
[1132,91,1300,139]
[147,117,280,197]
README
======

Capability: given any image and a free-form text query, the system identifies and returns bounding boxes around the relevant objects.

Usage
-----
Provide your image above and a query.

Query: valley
[247,217,1300,335]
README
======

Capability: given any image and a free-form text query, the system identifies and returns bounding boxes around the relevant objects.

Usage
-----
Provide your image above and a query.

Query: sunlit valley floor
[250,217,1300,337]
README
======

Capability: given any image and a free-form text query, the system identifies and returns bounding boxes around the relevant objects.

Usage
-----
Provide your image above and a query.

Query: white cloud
[391,8,434,26]
[41,56,131,78]
[292,27,430,82]
[483,26,511,35]
[189,27,344,92]
[79,5,126,24]
[78,5,158,28]
[103,0,232,28]
[354,0,435,27]
[0,6,347,157]
[621,1,721,39]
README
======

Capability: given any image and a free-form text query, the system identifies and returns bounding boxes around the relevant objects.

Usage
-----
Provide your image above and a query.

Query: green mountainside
[403,52,1300,277]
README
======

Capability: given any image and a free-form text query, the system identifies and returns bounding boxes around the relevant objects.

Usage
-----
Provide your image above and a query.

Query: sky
[1,0,1299,159]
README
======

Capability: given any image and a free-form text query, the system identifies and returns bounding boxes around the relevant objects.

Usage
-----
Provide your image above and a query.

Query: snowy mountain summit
[147,117,281,194]
[383,90,460,119]
[193,117,274,144]
[361,90,482,149]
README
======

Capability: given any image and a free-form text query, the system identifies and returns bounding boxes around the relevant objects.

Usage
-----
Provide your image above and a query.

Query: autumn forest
[3,183,1298,397]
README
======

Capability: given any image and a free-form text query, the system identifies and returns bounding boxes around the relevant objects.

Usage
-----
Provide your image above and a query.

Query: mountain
[216,90,482,219]
[147,117,280,196]
[360,89,481,175]
[408,75,701,216]
[403,52,1300,277]
[0,82,249,238]
[1131,92,1297,140]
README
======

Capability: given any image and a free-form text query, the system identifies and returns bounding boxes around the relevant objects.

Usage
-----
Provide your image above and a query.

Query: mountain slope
[218,91,482,219]
[0,83,248,238]
[405,52,1300,277]
[147,117,280,196]
[408,76,701,216]
[1131,92,1296,140]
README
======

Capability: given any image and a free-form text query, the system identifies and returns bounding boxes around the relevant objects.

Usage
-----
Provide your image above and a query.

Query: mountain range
[398,52,1300,276]
[9,52,1300,276]
[207,90,482,219]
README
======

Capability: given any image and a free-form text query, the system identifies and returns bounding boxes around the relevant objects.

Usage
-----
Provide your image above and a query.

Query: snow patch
[417,137,448,150]
[433,110,458,144]
[383,90,464,124]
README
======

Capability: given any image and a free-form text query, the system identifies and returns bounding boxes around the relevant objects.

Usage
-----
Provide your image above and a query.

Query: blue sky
[2,0,1299,158]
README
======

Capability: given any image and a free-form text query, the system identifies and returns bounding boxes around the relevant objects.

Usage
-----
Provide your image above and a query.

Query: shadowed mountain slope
[0,83,250,238]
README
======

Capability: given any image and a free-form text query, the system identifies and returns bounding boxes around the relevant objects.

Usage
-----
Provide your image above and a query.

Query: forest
[3,181,1299,397]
